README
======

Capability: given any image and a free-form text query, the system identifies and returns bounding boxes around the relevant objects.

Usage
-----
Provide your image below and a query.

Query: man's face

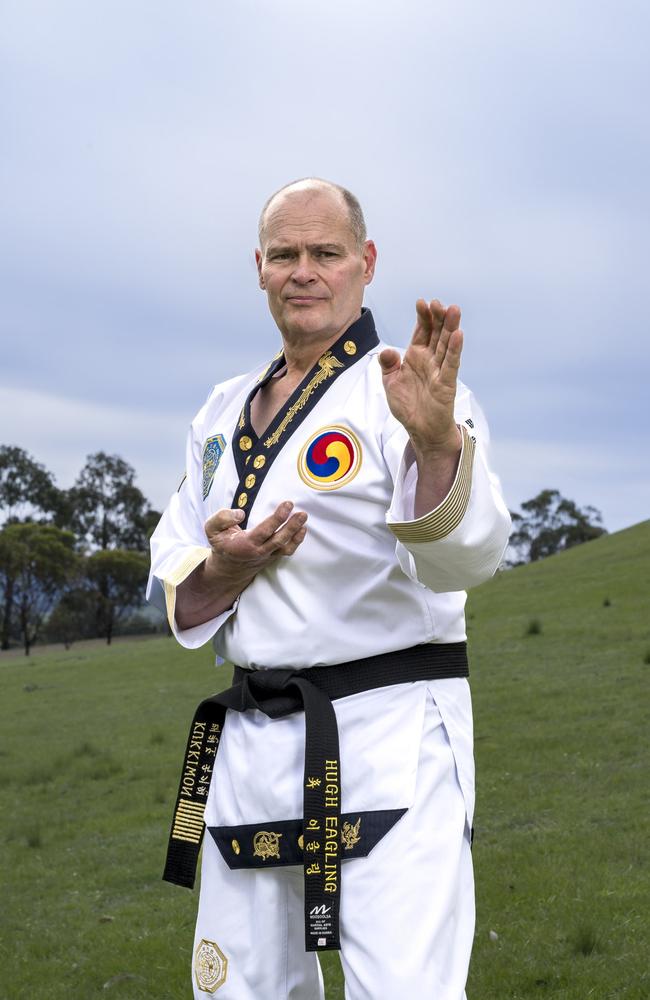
[255,188,376,347]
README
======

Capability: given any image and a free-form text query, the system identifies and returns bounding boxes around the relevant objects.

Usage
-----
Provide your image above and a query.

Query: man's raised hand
[378,299,463,459]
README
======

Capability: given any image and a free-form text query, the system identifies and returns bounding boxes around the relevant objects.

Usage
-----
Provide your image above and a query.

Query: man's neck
[280,313,361,379]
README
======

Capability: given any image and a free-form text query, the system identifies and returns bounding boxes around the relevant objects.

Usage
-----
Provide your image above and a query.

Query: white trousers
[192,692,474,999]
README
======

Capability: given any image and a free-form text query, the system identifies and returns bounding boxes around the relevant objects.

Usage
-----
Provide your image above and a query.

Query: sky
[2,0,648,533]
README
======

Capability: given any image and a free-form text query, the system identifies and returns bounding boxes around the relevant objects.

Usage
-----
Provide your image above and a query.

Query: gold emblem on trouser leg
[194,939,228,993]
[253,830,282,860]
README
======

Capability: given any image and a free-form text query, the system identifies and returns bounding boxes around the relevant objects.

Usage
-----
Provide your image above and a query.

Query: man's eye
[316,250,337,258]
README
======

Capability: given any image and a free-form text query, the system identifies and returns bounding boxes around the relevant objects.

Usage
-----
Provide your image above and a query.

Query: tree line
[1,444,608,656]
[0,446,161,655]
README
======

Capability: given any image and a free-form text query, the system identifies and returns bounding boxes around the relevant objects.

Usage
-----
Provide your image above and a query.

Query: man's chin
[283,312,334,339]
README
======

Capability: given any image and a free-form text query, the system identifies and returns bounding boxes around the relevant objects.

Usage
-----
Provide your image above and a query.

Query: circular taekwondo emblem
[194,939,228,994]
[298,426,362,491]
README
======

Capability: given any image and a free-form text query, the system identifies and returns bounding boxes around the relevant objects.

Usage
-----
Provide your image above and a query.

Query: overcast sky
[2,0,648,532]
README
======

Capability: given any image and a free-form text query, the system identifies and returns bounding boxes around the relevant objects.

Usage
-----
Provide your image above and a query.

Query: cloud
[0,386,186,508]
[1,0,648,536]
[493,434,645,531]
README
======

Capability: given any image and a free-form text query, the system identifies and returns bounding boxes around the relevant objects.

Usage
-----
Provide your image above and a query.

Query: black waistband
[162,641,469,952]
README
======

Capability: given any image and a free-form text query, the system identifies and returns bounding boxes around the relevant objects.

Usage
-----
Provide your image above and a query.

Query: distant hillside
[467,518,650,673]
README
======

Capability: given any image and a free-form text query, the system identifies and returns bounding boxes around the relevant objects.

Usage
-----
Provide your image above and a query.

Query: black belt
[163,641,469,952]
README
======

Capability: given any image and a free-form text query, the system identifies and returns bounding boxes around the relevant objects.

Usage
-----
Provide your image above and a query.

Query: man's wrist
[408,425,462,468]
[199,551,255,599]
[175,554,250,629]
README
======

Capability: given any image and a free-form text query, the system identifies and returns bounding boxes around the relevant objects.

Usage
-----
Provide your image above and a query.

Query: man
[148,178,510,999]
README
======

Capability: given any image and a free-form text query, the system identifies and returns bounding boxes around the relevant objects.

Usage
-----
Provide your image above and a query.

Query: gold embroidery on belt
[341,817,361,850]
[253,830,282,860]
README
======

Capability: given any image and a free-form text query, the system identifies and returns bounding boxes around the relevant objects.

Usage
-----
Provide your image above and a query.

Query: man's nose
[291,253,317,284]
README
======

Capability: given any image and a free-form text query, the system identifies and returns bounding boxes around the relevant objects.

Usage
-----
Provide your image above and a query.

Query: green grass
[466,520,650,1000]
[1,521,648,999]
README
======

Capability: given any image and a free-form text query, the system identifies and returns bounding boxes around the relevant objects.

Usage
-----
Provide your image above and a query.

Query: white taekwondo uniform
[148,310,510,1000]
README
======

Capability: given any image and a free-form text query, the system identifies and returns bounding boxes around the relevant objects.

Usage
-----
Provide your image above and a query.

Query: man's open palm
[379,299,463,454]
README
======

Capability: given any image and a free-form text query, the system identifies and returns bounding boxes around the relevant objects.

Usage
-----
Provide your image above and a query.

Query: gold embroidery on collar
[256,348,284,384]
[264,351,344,448]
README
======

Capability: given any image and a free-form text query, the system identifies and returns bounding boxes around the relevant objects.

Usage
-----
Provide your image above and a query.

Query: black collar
[231,309,379,525]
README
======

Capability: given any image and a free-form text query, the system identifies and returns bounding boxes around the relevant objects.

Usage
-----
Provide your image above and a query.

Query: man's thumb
[378,348,401,374]
[205,508,245,535]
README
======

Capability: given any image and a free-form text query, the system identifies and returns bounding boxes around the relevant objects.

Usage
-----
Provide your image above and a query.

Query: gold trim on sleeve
[388,426,476,543]
[161,545,212,631]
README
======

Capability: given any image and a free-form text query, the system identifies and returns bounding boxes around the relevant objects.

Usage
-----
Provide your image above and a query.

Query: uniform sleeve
[384,388,511,593]
[146,420,238,649]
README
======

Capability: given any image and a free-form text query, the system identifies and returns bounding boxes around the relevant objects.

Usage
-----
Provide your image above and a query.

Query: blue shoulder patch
[202,434,227,500]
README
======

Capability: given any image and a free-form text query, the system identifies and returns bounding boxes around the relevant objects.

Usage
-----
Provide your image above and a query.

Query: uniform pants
[192,692,474,999]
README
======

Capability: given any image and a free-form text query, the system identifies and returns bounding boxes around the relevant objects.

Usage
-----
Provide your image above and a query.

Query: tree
[0,447,62,648]
[508,489,606,565]
[46,587,98,649]
[85,549,149,644]
[0,446,60,525]
[0,523,78,655]
[64,452,156,552]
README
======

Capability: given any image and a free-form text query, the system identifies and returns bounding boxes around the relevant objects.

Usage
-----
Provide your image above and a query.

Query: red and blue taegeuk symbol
[298,426,362,490]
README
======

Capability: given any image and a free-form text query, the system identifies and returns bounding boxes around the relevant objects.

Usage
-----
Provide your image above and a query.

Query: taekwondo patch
[297,426,362,491]
[194,939,228,994]
[202,434,227,500]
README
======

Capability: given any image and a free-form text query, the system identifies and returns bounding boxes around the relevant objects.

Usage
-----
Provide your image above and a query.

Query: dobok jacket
[147,309,511,841]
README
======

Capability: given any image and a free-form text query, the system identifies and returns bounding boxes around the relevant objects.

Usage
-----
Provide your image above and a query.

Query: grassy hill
[466,519,649,999]
[0,522,648,999]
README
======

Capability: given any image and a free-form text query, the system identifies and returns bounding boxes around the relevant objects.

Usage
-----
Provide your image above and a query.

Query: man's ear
[255,249,265,289]
[362,240,377,285]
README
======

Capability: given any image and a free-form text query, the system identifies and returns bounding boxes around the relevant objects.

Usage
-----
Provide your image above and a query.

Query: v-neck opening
[230,309,379,526]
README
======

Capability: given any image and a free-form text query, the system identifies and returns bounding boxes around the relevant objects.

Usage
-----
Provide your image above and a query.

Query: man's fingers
[433,306,462,367]
[205,507,246,536]
[248,501,296,543]
[261,511,308,555]
[429,299,446,341]
[276,525,308,557]
[410,299,434,347]
[437,328,464,382]
[443,304,461,332]
[410,299,456,352]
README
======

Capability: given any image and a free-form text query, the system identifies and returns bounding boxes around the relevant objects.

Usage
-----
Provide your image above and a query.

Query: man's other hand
[206,502,308,571]
[175,502,307,629]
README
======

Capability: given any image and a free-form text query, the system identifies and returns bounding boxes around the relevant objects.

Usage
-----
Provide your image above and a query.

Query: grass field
[1,521,648,999]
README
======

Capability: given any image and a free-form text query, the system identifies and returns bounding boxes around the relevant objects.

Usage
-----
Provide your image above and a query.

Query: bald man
[148,178,510,999]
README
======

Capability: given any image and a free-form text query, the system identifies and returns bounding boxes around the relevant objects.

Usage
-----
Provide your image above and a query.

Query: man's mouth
[286,296,324,304]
